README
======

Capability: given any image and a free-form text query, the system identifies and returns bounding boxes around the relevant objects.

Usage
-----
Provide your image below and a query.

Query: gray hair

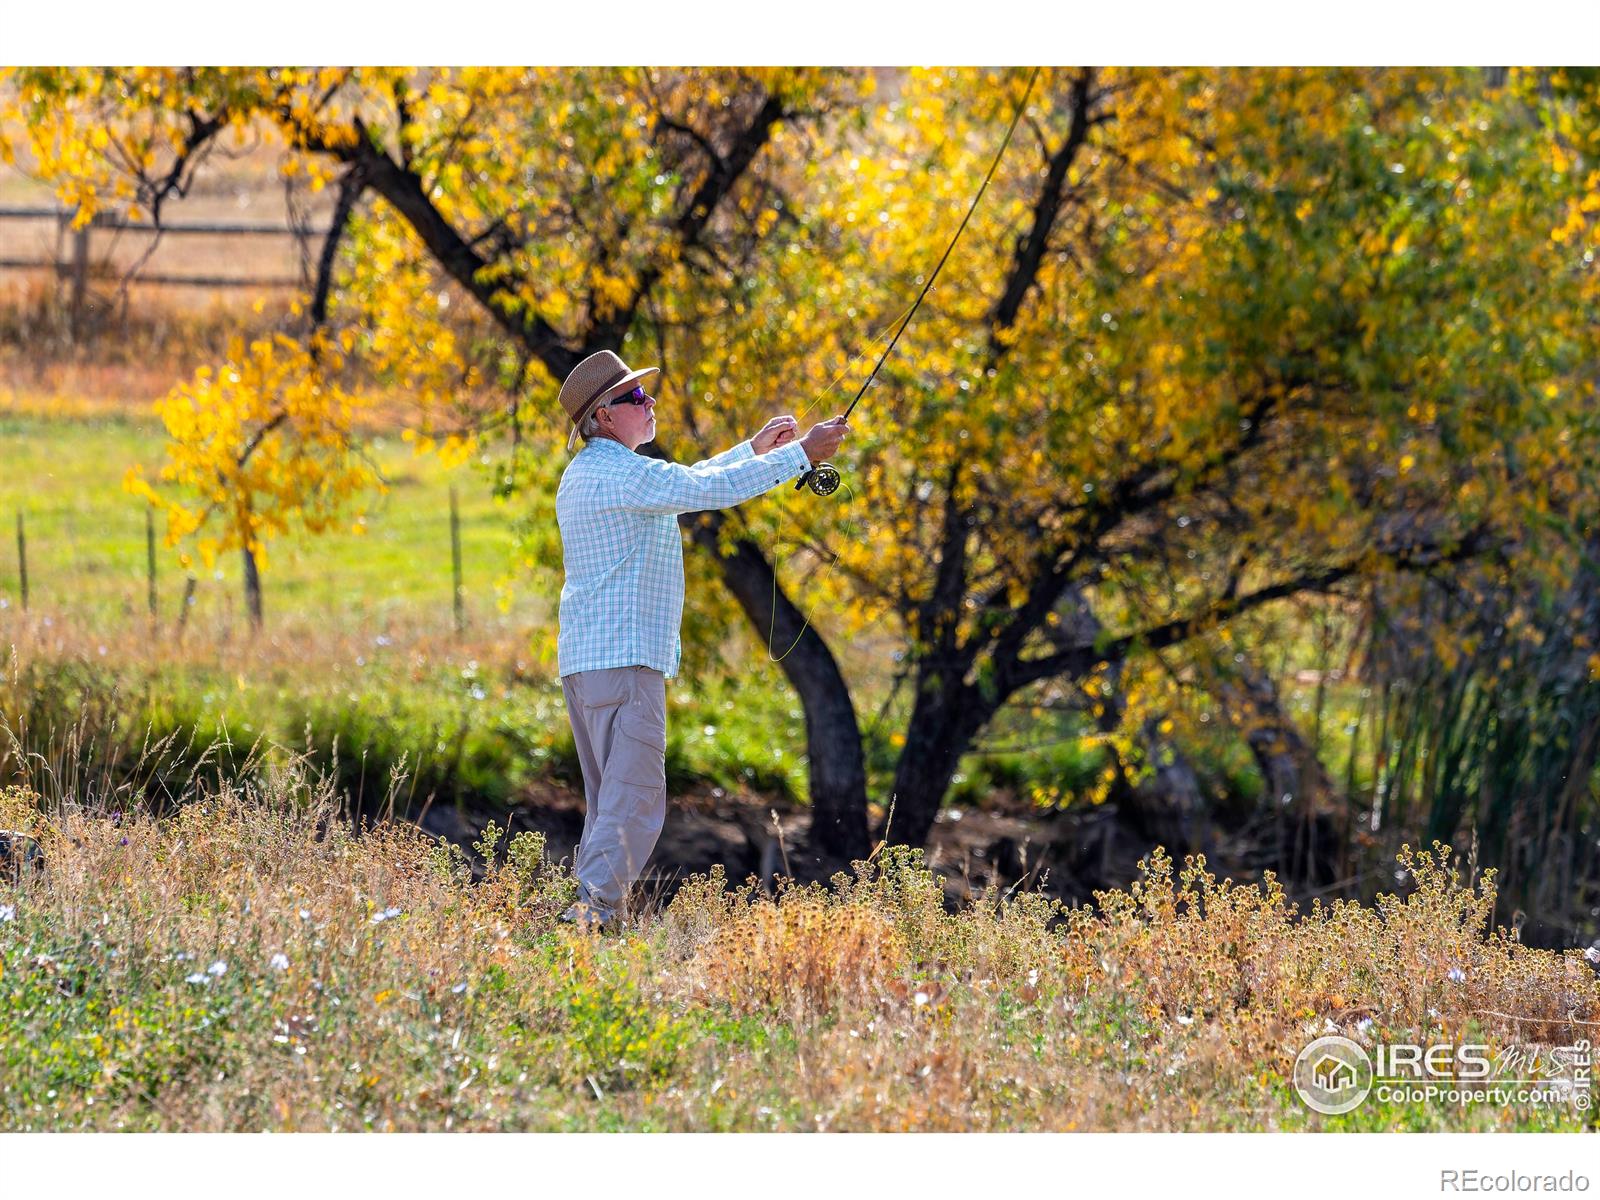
[578,405,607,440]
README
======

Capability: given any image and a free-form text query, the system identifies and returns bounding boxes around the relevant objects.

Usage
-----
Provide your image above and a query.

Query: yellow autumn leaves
[124,331,383,572]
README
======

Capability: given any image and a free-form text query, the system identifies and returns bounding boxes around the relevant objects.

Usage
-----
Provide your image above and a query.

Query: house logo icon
[1293,1035,1374,1115]
[1312,1054,1357,1093]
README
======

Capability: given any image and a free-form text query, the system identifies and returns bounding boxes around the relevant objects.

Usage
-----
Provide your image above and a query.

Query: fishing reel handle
[795,463,842,497]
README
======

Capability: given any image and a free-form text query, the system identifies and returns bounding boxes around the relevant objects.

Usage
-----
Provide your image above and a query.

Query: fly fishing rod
[794,65,1043,497]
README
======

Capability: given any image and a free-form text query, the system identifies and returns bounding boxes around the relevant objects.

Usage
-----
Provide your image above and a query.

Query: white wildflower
[269,953,290,971]
[0,904,15,922]
[185,973,209,985]
[1447,967,1466,983]
[207,960,227,977]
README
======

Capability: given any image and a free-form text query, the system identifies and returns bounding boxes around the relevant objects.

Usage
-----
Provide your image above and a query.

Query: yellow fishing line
[767,481,858,662]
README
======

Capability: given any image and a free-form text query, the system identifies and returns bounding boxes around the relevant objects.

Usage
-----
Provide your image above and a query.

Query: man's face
[601,386,657,447]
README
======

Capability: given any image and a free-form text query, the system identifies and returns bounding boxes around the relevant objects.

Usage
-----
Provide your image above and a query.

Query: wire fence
[8,490,471,635]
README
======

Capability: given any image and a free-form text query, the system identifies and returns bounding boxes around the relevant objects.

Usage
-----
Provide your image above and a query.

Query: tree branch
[310,162,366,327]
[1006,522,1496,692]
[592,92,789,350]
[321,116,582,379]
[988,68,1097,350]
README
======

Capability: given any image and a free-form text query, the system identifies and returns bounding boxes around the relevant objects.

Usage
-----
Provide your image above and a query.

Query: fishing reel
[795,463,842,497]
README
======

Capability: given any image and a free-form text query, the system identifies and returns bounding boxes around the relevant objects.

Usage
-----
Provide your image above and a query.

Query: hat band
[572,370,630,425]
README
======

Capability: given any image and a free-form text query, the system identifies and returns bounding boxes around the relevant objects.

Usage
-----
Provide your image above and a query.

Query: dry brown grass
[694,884,909,1019]
[2,774,1595,1132]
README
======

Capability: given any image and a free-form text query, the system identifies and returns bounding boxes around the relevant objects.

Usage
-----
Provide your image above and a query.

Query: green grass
[0,409,541,631]
[0,406,1151,815]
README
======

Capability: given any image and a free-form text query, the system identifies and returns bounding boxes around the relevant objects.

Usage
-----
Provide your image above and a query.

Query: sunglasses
[607,386,652,407]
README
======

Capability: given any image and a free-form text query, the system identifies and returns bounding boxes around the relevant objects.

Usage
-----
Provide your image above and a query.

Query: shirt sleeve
[620,441,812,515]
[688,440,755,472]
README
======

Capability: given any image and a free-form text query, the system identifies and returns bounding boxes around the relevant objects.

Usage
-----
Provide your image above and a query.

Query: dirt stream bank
[396,785,1594,951]
[405,781,1233,914]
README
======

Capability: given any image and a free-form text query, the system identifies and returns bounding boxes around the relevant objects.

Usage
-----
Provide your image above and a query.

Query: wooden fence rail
[0,206,331,297]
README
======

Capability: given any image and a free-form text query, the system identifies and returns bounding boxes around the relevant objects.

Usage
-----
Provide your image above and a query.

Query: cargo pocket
[614,676,667,790]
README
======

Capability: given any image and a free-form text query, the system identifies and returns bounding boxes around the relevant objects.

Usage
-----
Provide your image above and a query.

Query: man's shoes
[560,902,610,932]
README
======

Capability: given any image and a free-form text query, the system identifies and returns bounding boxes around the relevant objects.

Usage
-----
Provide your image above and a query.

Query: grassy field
[0,392,865,806]
[0,404,541,633]
[2,777,1594,1132]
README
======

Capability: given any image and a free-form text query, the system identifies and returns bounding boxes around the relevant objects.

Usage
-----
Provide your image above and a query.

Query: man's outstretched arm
[623,441,812,515]
[686,440,755,473]
[686,415,798,472]
[624,417,847,516]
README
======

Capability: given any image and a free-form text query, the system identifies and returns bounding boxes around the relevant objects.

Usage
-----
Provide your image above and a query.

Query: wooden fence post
[450,485,465,635]
[241,544,263,630]
[69,222,90,337]
[15,512,27,612]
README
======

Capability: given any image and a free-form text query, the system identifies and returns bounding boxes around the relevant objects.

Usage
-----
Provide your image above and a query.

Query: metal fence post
[450,485,465,634]
[146,508,158,620]
[16,512,28,612]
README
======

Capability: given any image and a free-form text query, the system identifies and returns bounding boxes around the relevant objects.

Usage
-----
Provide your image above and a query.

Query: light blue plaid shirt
[556,436,812,678]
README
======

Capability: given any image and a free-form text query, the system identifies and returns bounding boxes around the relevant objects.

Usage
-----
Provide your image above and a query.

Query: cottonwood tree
[680,65,1598,850]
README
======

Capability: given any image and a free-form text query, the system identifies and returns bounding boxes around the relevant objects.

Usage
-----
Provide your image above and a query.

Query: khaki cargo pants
[561,665,668,919]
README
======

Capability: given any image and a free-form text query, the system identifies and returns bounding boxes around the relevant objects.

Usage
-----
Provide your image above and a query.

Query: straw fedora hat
[558,350,660,450]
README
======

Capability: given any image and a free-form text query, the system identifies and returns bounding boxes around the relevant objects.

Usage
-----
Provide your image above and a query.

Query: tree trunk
[884,581,1215,854]
[1058,585,1208,856]
[1217,659,1340,885]
[242,544,263,630]
[888,674,989,848]
[1127,715,1207,855]
[683,516,870,864]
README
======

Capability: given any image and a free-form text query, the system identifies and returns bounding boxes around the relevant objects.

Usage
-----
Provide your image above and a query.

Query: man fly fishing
[551,69,1038,929]
[553,349,849,929]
